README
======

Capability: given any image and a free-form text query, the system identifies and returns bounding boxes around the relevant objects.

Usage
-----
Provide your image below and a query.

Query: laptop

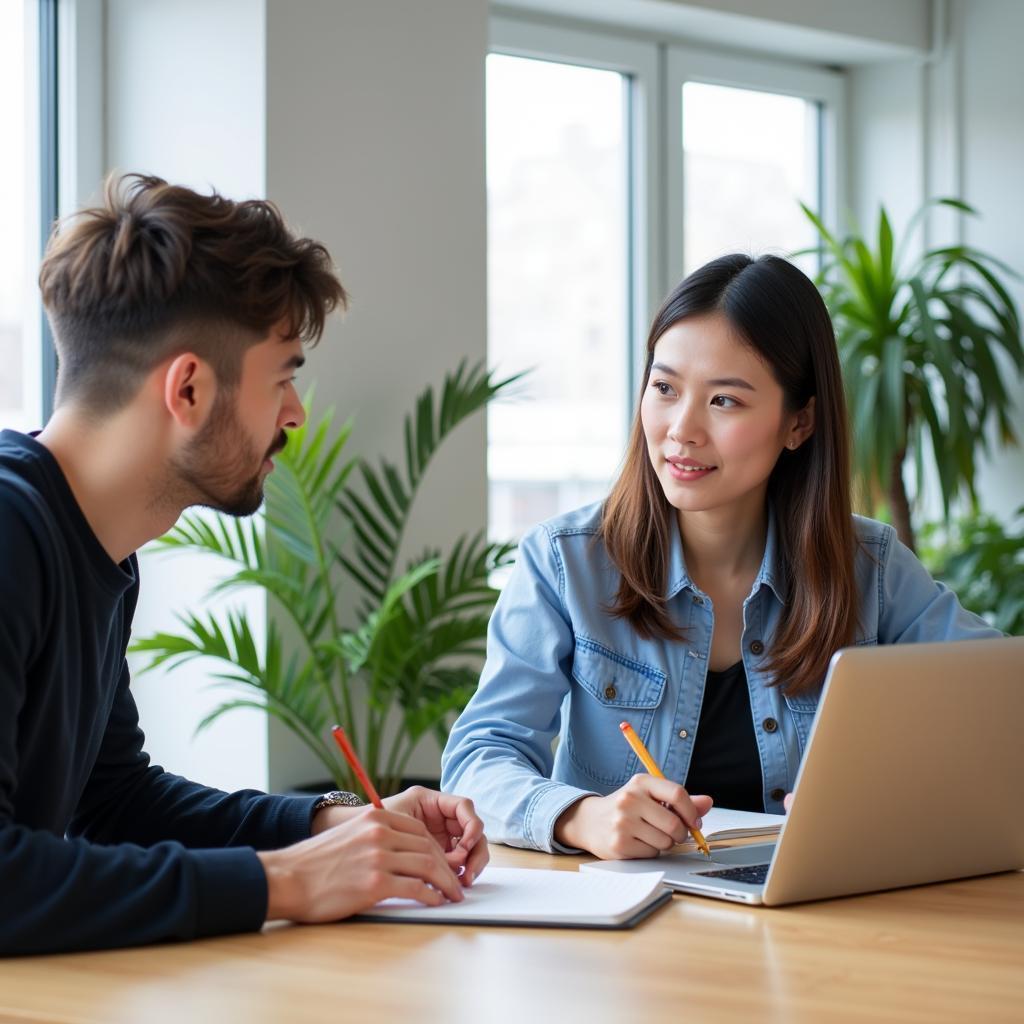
[584,636,1024,905]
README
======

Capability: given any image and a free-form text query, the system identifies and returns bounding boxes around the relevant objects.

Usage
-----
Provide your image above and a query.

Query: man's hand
[382,786,489,885]
[258,806,467,923]
[554,774,713,860]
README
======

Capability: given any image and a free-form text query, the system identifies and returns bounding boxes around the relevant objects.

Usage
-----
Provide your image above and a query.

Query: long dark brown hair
[600,254,858,695]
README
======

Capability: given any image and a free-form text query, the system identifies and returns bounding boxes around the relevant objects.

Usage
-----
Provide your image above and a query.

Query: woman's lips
[666,458,716,482]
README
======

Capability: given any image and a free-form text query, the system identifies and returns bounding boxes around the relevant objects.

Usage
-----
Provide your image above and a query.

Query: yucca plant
[799,199,1023,550]
[130,360,519,795]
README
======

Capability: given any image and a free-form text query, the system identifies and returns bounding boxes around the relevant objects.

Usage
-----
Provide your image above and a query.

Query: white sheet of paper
[358,866,666,925]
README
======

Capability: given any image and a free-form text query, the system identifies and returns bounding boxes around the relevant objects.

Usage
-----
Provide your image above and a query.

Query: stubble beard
[172,393,285,518]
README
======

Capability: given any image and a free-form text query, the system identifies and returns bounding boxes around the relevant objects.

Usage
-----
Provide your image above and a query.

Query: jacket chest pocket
[566,639,667,788]
[783,692,821,754]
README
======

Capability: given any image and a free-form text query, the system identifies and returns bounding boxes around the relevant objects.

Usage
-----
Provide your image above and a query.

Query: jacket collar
[665,504,788,605]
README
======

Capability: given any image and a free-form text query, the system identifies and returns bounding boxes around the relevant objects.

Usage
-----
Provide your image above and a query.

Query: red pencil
[331,725,384,809]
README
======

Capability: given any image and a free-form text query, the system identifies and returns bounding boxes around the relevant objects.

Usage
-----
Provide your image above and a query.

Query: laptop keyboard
[695,863,770,885]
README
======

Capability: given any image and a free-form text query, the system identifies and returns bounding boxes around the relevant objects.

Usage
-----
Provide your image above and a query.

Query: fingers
[358,821,464,904]
[691,794,714,817]
[408,789,486,853]
[639,775,705,828]
[383,874,447,907]
[460,832,489,885]
[783,792,794,813]
[381,850,465,904]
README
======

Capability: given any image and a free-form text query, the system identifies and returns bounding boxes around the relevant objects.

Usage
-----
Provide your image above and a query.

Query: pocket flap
[783,691,821,714]
[571,639,666,709]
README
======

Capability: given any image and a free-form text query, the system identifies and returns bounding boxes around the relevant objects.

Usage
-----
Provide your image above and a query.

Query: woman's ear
[785,396,816,450]
[162,353,218,431]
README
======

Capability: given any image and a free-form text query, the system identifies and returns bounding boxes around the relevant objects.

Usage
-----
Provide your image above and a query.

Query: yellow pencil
[619,721,711,857]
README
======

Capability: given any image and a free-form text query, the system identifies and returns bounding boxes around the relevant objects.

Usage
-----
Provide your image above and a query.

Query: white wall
[959,0,1024,521]
[105,0,270,793]
[264,0,489,790]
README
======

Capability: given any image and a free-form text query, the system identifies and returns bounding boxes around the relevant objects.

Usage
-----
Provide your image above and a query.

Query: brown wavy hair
[39,172,348,411]
[600,254,858,696]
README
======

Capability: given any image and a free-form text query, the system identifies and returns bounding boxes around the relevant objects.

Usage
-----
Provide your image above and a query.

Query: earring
[788,441,797,449]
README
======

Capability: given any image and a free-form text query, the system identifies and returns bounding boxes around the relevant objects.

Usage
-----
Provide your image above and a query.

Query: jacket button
[678,729,688,739]
[604,684,617,701]
[762,717,778,733]
[750,640,764,655]
[770,788,786,802]
[691,594,704,605]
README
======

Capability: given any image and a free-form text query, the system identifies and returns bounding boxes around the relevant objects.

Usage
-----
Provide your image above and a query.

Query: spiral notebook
[355,866,670,930]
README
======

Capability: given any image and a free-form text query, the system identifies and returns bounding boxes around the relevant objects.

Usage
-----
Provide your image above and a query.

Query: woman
[441,254,1000,860]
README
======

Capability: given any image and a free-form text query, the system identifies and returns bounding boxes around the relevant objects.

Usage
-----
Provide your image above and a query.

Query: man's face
[174,326,306,517]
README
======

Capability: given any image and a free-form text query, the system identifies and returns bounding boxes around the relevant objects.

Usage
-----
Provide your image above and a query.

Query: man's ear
[163,353,218,430]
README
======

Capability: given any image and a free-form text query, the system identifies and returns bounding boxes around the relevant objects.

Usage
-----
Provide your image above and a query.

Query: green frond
[338,359,522,599]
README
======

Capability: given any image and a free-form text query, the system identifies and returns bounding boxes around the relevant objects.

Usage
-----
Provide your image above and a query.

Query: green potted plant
[799,199,1023,550]
[919,507,1024,635]
[131,359,519,795]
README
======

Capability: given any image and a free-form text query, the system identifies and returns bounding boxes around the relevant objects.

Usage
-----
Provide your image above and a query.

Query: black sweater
[0,429,317,955]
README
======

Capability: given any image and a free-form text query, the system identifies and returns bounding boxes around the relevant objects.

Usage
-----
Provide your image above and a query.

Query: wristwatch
[312,789,364,811]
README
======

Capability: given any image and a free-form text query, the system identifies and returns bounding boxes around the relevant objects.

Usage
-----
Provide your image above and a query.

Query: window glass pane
[682,81,819,275]
[0,1,41,432]
[486,53,630,542]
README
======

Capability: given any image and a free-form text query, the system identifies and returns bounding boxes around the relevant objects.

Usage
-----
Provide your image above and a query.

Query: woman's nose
[667,402,705,446]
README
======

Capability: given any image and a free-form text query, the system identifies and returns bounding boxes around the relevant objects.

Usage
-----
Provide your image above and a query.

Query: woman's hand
[783,792,794,813]
[554,774,713,860]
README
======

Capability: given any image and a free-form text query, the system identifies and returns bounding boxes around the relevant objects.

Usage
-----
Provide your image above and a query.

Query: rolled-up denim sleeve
[879,530,1004,643]
[441,524,597,852]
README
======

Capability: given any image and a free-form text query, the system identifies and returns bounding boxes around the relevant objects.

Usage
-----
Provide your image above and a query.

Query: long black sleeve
[0,429,317,955]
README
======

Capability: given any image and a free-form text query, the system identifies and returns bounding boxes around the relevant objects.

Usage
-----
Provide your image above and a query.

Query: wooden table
[2,845,1022,1024]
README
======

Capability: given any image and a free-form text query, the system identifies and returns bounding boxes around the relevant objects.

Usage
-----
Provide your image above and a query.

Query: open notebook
[355,866,670,929]
[676,806,784,848]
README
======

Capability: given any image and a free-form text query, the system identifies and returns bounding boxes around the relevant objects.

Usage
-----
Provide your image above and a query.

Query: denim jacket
[441,502,1001,852]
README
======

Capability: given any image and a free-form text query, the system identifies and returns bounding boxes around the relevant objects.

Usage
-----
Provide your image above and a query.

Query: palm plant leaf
[156,510,264,569]
[336,359,524,604]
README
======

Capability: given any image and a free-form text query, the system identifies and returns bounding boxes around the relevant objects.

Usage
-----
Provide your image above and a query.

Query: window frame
[39,0,60,422]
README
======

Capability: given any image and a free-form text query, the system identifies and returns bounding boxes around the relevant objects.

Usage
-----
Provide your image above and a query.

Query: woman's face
[640,312,813,517]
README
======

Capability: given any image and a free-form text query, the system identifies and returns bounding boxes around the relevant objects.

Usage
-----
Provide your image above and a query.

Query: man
[0,174,488,955]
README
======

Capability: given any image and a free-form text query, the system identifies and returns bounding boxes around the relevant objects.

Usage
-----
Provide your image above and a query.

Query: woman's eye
[711,394,739,408]
[651,380,673,396]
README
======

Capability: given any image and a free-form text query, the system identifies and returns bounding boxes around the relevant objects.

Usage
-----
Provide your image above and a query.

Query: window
[680,82,820,274]
[1,1,37,431]
[486,22,658,544]
[486,22,843,541]
[665,46,842,281]
[486,53,631,541]
[0,0,58,433]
